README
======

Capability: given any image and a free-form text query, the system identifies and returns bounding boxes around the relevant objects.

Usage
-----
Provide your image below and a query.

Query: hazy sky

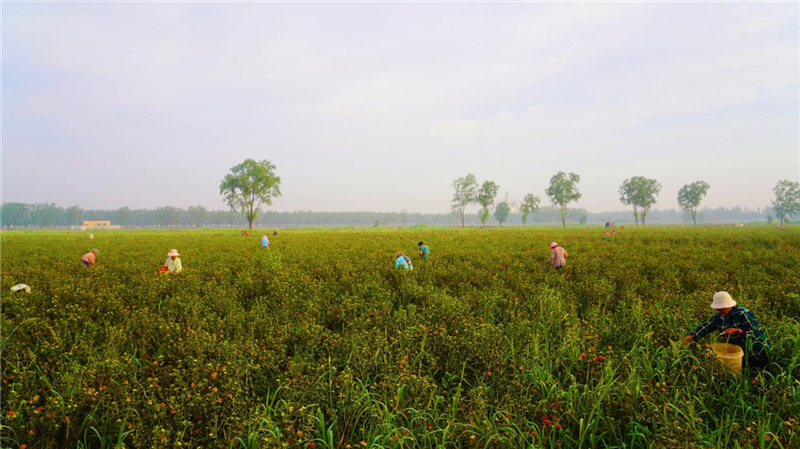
[3,2,798,213]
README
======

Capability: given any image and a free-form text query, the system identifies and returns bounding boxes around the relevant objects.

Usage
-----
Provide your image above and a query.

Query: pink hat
[167,249,180,257]
[549,242,558,249]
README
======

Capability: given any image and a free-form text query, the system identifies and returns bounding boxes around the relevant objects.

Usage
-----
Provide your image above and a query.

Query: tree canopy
[450,174,478,228]
[677,181,710,225]
[545,172,581,229]
[619,176,662,226]
[219,159,282,229]
[520,194,540,226]
[772,179,800,225]
[493,202,510,226]
[477,180,499,227]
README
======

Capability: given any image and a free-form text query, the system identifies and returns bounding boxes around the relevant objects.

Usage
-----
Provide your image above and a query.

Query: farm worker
[273,231,278,236]
[395,252,413,270]
[89,233,95,239]
[605,231,609,236]
[418,242,431,261]
[611,230,616,236]
[548,242,567,269]
[81,249,99,266]
[683,292,771,369]
[262,235,270,248]
[160,249,183,275]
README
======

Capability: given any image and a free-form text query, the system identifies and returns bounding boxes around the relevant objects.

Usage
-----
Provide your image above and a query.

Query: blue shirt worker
[262,235,270,248]
[395,252,413,270]
[418,242,431,261]
[683,292,770,369]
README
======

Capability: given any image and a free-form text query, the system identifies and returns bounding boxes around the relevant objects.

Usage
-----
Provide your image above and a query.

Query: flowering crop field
[1,227,799,448]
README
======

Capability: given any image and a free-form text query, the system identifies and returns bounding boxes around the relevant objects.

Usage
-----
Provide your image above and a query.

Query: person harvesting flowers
[81,249,99,266]
[159,249,183,275]
[547,242,567,269]
[418,242,431,261]
[262,235,270,249]
[394,252,413,270]
[683,292,771,369]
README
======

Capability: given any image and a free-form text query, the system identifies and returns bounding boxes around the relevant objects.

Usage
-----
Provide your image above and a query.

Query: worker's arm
[686,314,721,342]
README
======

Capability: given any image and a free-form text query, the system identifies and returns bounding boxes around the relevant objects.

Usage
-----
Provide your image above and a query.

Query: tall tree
[477,180,500,227]
[156,206,182,227]
[187,205,208,228]
[220,159,282,229]
[677,181,710,225]
[772,179,800,225]
[619,176,662,226]
[545,172,581,229]
[29,203,61,227]
[450,173,478,228]
[493,202,510,226]
[115,207,133,226]
[1,203,29,227]
[520,194,540,226]
[64,205,84,227]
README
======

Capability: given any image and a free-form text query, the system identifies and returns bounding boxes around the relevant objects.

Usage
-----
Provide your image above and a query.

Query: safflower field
[1,227,799,448]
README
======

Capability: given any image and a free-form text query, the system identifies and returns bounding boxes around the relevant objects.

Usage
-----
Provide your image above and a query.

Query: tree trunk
[561,206,567,229]
[692,209,697,226]
[461,208,465,228]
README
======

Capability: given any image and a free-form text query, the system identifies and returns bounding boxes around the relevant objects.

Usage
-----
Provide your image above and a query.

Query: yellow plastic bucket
[710,343,744,373]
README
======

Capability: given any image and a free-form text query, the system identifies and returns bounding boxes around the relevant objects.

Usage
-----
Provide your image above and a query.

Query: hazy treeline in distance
[1,202,779,228]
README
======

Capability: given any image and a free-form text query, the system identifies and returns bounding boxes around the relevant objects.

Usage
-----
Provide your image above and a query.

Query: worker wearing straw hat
[81,249,99,266]
[547,242,568,269]
[683,292,771,369]
[159,249,183,275]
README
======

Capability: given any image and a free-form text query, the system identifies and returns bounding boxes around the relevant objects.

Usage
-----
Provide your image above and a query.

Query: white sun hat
[167,249,180,257]
[710,291,736,309]
[550,242,558,249]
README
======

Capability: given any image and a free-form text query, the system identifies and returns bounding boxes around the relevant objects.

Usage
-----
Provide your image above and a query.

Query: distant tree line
[452,172,799,228]
[0,202,783,228]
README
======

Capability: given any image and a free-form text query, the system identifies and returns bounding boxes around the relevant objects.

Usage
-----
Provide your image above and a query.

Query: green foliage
[520,194,540,226]
[772,179,800,225]
[477,181,499,228]
[220,159,282,230]
[114,207,132,227]
[64,205,84,226]
[545,172,581,229]
[619,176,662,226]
[2,228,799,448]
[493,202,510,226]
[677,181,711,226]
[450,174,478,228]
[186,205,208,228]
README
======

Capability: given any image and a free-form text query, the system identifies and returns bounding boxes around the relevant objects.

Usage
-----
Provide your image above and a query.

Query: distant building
[81,220,121,230]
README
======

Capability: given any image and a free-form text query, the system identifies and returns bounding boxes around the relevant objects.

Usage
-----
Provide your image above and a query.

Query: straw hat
[710,291,736,309]
[167,249,180,257]
[549,242,558,249]
[91,249,99,254]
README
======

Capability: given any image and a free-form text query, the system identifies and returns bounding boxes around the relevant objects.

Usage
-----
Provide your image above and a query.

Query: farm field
[1,227,799,448]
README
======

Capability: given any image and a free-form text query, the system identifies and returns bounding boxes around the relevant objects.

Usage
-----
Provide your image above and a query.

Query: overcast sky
[3,2,798,213]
